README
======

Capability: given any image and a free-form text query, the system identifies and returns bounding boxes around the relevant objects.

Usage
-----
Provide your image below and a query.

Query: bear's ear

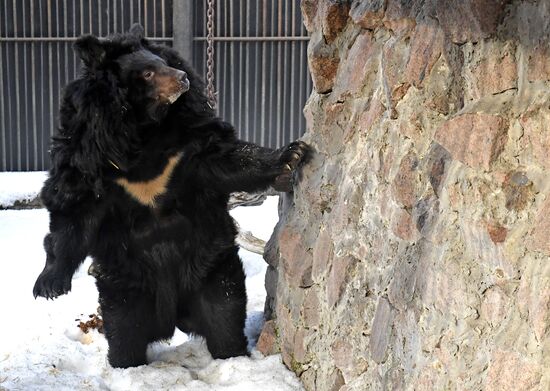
[74,35,106,68]
[129,23,145,40]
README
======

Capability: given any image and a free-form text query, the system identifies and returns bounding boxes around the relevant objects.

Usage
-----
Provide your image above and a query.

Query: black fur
[33,25,311,368]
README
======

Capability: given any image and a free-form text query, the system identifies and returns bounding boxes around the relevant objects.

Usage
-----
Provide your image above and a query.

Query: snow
[0,171,47,208]
[0,174,302,391]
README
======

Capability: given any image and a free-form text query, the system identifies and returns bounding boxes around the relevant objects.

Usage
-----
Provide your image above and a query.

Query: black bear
[33,24,310,368]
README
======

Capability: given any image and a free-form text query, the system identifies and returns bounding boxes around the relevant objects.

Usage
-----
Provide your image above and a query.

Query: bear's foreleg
[33,212,92,299]
[198,139,312,194]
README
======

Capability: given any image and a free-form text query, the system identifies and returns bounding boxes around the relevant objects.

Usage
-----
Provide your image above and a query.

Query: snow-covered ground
[0,171,47,208]
[0,172,301,391]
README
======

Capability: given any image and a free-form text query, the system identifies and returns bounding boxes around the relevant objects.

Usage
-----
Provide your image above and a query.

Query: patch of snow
[0,191,302,391]
[0,171,47,208]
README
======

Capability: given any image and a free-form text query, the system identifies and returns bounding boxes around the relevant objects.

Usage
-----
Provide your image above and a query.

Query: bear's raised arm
[33,213,92,299]
[33,169,103,299]
[192,123,311,194]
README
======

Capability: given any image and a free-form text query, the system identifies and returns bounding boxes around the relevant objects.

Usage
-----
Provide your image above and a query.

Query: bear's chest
[114,153,183,208]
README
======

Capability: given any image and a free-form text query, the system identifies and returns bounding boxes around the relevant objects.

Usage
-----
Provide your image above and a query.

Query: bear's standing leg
[190,249,248,359]
[99,294,153,368]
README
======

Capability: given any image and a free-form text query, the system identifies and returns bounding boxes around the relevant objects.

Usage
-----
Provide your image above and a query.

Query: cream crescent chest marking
[115,153,183,207]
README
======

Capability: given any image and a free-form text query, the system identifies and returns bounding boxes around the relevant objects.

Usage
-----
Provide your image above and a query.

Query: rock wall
[258,1,550,390]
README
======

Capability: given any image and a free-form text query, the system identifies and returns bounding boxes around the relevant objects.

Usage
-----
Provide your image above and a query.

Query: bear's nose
[177,70,187,81]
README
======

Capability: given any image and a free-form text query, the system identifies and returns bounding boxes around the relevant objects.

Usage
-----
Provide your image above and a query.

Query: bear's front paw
[274,141,312,192]
[33,265,72,299]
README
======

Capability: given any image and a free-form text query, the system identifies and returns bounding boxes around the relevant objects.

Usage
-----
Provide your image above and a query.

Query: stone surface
[312,227,334,281]
[519,109,550,170]
[435,0,509,44]
[392,150,419,208]
[279,225,313,288]
[333,31,377,98]
[300,0,318,33]
[425,143,452,197]
[486,222,507,243]
[434,113,508,170]
[526,198,550,255]
[256,319,280,356]
[326,256,358,307]
[383,0,417,36]
[262,2,550,390]
[405,23,445,88]
[319,0,350,43]
[349,0,386,29]
[527,43,550,81]
[485,350,542,391]
[308,32,340,94]
[391,208,419,241]
[502,171,534,212]
[469,42,518,99]
[369,297,393,364]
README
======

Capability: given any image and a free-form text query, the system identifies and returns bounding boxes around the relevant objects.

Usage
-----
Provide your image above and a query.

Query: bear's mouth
[166,77,190,104]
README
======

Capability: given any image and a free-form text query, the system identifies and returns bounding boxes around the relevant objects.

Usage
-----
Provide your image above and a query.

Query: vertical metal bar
[252,0,258,143]
[267,1,274,147]
[260,0,266,147]
[56,0,62,146]
[173,0,193,61]
[138,0,142,26]
[48,0,54,148]
[121,0,125,33]
[237,0,243,139]
[106,0,110,35]
[153,0,157,37]
[12,0,21,169]
[201,2,206,78]
[229,0,235,126]
[0,0,6,169]
[39,1,46,168]
[289,0,296,142]
[129,0,133,25]
[72,0,76,77]
[276,0,283,148]
[161,0,165,38]
[64,0,68,84]
[87,0,91,34]
[98,0,102,36]
[79,0,84,35]
[271,1,277,147]
[144,0,148,35]
[221,0,227,120]
[282,0,289,146]
[215,0,221,114]
[299,39,305,138]
[22,0,30,169]
[30,0,38,169]
[244,0,250,141]
[114,0,118,34]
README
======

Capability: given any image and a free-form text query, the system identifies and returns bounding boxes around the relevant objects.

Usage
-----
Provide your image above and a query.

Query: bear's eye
[143,71,154,80]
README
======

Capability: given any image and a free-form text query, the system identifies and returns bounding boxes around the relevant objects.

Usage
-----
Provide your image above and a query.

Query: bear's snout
[156,67,190,104]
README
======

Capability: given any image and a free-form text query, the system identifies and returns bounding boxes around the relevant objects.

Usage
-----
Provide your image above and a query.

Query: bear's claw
[33,267,72,300]
[273,141,312,192]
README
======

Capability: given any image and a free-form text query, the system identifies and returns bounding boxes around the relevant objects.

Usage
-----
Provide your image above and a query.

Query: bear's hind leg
[190,250,248,359]
[100,295,153,368]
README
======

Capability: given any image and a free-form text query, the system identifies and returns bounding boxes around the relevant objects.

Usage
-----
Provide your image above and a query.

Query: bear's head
[74,24,190,124]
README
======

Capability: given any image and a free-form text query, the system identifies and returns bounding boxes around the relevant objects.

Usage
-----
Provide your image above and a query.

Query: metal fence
[0,0,311,171]
[191,1,311,149]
